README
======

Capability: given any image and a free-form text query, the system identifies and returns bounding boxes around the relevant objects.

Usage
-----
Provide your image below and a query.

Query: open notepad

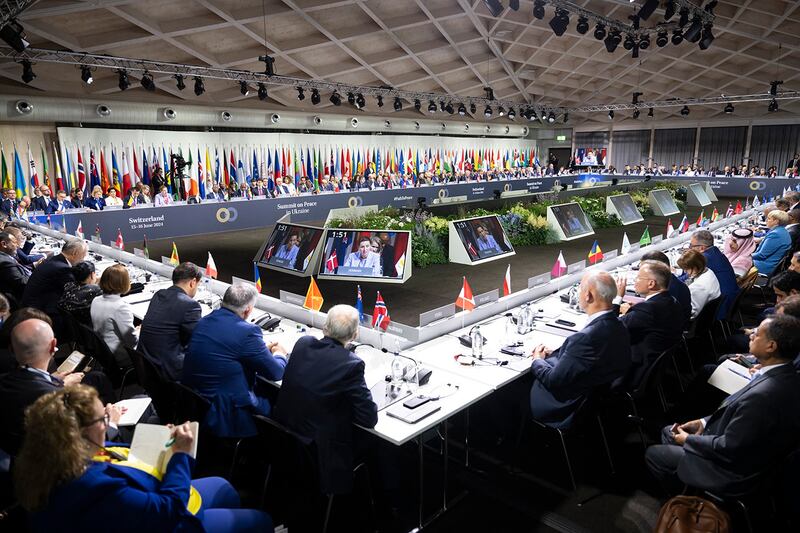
[708,359,751,395]
[129,422,199,474]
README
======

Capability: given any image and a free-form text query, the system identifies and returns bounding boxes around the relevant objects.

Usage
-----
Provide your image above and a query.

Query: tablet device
[386,401,441,424]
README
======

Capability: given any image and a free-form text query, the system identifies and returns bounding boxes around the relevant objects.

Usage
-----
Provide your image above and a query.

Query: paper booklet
[114,397,153,426]
[129,422,199,473]
[707,359,751,395]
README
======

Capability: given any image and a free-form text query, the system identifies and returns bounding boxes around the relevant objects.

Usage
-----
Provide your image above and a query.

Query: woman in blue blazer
[753,210,792,276]
[14,385,272,533]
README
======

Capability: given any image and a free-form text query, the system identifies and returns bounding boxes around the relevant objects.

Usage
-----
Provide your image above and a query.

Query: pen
[727,367,750,380]
[164,438,175,448]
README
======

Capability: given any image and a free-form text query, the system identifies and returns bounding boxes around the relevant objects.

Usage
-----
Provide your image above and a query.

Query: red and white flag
[467,241,478,258]
[551,251,567,278]
[678,215,689,233]
[372,291,390,330]
[666,218,675,238]
[264,244,275,261]
[115,228,124,250]
[205,252,218,279]
[75,220,84,240]
[455,276,475,311]
[502,264,511,297]
[325,249,338,273]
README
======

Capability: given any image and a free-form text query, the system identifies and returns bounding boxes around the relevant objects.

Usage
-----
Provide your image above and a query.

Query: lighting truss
[570,92,800,113]
[0,0,38,29]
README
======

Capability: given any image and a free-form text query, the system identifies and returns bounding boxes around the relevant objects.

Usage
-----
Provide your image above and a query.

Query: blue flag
[356,284,364,322]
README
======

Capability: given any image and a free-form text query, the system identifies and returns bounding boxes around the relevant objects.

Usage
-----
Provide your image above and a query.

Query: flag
[666,218,675,238]
[551,251,567,278]
[621,232,631,255]
[254,263,262,293]
[725,204,733,218]
[588,240,603,264]
[27,144,39,190]
[325,249,338,273]
[52,142,64,191]
[14,147,26,199]
[734,200,742,214]
[503,264,511,296]
[77,149,87,192]
[711,207,719,222]
[170,242,180,266]
[303,276,324,311]
[47,214,52,228]
[455,276,476,311]
[0,146,9,190]
[753,195,760,207]
[639,226,651,246]
[75,220,84,239]
[355,285,364,322]
[679,215,689,233]
[40,143,50,187]
[372,291,390,330]
[206,252,218,279]
[143,235,149,260]
[696,210,705,227]
[115,228,124,250]
[94,225,101,238]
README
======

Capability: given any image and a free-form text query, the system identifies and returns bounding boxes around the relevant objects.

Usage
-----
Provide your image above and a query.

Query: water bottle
[517,305,529,335]
[505,313,517,345]
[470,325,484,359]
[390,355,405,385]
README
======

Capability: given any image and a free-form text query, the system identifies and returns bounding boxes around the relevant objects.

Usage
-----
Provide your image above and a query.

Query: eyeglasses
[83,413,110,428]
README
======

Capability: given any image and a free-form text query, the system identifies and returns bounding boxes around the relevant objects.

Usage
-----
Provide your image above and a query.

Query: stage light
[594,23,606,40]
[699,25,714,49]
[445,102,454,114]
[257,83,267,101]
[394,97,402,111]
[194,77,205,96]
[563,113,569,123]
[414,99,421,111]
[458,103,466,116]
[632,92,643,105]
[656,31,668,47]
[633,108,640,119]
[470,103,477,114]
[297,87,305,100]
[347,92,355,105]
[680,105,690,116]
[117,70,130,91]
[311,88,321,105]
[174,74,185,91]
[576,16,589,35]
[547,111,555,123]
[140,72,155,91]
[355,93,366,108]
[672,29,684,45]
[605,30,621,52]
[549,9,569,37]
[529,108,538,121]
[80,65,93,84]
[0,19,29,52]
[639,34,650,50]
[637,0,660,21]
[684,16,703,43]
[484,0,503,17]
[330,91,342,106]
[533,0,545,19]
[648,107,654,117]
[20,60,34,84]
[240,80,250,96]
[509,0,519,10]
[484,106,493,118]
[664,0,676,21]
[770,80,783,96]
[258,55,275,76]
[498,106,505,117]
[678,8,689,27]
[724,102,734,114]
[608,110,614,120]
[623,34,636,51]
[428,100,437,113]
[768,99,779,112]
[508,108,516,120]
[439,100,446,112]
[377,95,384,107]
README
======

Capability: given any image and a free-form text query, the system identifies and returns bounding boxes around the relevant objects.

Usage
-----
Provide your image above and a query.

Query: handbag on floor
[655,495,731,533]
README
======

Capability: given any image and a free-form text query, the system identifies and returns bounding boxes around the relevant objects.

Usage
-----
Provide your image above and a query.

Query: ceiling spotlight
[445,102,454,114]
[529,108,538,121]
[608,110,614,120]
[394,97,402,111]
[633,108,641,119]
[623,34,636,51]
[684,16,703,43]
[632,92,643,105]
[458,103,466,116]
[194,77,205,96]
[484,106,493,118]
[648,107,654,117]
[20,60,35,84]
[509,0,519,11]
[664,0,676,21]
[377,95,384,107]
[140,72,155,91]
[637,0,660,21]
[576,16,589,35]
[257,82,267,101]
[768,99,779,112]
[639,34,650,50]
[355,93,366,108]
[439,100,446,112]
[258,54,275,76]
[414,99,421,111]
[533,0,545,19]
[347,92,355,105]
[174,74,185,91]
[508,108,516,120]
[680,105,690,116]
[240,80,250,96]
[297,86,305,100]
[498,106,505,117]
[678,8,689,27]
[330,91,342,106]
[563,113,569,123]
[470,103,477,114]
[724,102,734,114]
[483,0,504,17]
[769,80,783,96]
[605,30,621,52]
[671,29,684,45]
[547,111,555,123]
[80,65,93,84]
[428,100,437,113]
[0,19,30,53]
[594,23,607,40]
[549,9,569,37]
[311,88,321,105]
[699,25,714,50]
[117,70,130,91]
[656,30,668,47]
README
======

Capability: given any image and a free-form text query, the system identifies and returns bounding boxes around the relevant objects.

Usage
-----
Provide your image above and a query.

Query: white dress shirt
[686,268,721,318]
[90,294,137,367]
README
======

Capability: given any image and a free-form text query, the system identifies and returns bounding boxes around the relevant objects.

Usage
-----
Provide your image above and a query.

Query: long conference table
[24,205,756,531]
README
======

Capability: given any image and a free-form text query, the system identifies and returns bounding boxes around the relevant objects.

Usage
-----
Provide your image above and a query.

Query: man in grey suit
[646,315,800,495]
[137,262,203,380]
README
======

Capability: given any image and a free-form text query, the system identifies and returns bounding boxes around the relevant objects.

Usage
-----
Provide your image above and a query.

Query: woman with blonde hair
[14,385,273,532]
[677,248,721,318]
[90,264,137,368]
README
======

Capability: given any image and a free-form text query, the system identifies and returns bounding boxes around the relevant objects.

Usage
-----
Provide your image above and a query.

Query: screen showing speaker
[549,203,594,239]
[608,194,644,224]
[451,215,514,262]
[650,189,680,215]
[318,230,410,280]
[256,223,323,274]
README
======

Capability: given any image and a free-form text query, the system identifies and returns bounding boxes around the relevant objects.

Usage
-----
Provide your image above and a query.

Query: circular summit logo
[215,207,239,223]
[749,181,766,191]
[503,183,512,192]
[347,196,364,208]
[437,188,450,199]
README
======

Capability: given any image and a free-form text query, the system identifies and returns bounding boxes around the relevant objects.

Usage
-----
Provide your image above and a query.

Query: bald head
[579,270,617,313]
[10,318,56,367]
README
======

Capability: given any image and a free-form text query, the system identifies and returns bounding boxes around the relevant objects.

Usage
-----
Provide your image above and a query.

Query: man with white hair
[182,283,288,438]
[274,304,378,495]
[529,271,632,429]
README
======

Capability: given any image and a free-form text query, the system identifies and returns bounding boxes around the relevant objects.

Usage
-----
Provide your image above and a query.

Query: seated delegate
[753,209,792,276]
[677,249,721,319]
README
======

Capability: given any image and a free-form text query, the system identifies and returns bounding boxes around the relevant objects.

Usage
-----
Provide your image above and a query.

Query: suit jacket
[83,197,105,211]
[787,224,800,252]
[668,273,692,327]
[71,197,84,209]
[0,367,61,454]
[45,199,71,214]
[30,196,48,212]
[138,286,202,381]
[703,246,739,319]
[182,308,287,438]
[679,364,800,495]
[0,250,30,301]
[0,197,15,216]
[753,226,792,276]
[274,336,378,494]
[21,254,73,320]
[32,455,203,533]
[617,292,684,388]
[530,312,631,428]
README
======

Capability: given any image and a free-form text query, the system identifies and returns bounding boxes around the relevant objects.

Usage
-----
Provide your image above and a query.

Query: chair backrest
[253,414,318,490]
[124,345,176,423]
[689,295,724,337]
[737,266,759,290]
[76,322,125,387]
[172,382,211,423]
[630,344,677,399]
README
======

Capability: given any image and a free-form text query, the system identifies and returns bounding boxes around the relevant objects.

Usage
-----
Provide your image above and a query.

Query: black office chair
[124,345,177,424]
[683,295,724,363]
[75,322,134,399]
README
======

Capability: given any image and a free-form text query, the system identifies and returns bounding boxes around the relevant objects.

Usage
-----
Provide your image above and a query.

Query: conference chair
[254,414,375,533]
[753,249,793,305]
[124,345,176,423]
[682,295,725,365]
[75,322,134,399]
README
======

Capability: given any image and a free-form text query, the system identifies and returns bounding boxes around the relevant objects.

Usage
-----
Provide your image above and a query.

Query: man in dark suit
[274,305,378,494]
[641,250,692,327]
[137,262,203,381]
[45,190,72,214]
[30,187,49,212]
[0,231,30,302]
[182,284,288,438]
[122,187,140,209]
[0,188,17,217]
[529,271,632,428]
[614,260,685,388]
[786,209,800,251]
[691,230,738,319]
[21,238,87,336]
[646,315,800,495]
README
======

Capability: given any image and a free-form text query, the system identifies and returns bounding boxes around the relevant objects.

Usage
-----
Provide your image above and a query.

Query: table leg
[464,409,470,468]
[418,435,424,530]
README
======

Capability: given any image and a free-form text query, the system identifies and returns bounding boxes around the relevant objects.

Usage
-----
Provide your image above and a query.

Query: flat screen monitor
[650,188,680,216]
[548,202,594,240]
[574,147,606,167]
[449,215,515,265]
[608,194,644,224]
[318,229,411,283]
[254,223,324,276]
[688,182,712,206]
